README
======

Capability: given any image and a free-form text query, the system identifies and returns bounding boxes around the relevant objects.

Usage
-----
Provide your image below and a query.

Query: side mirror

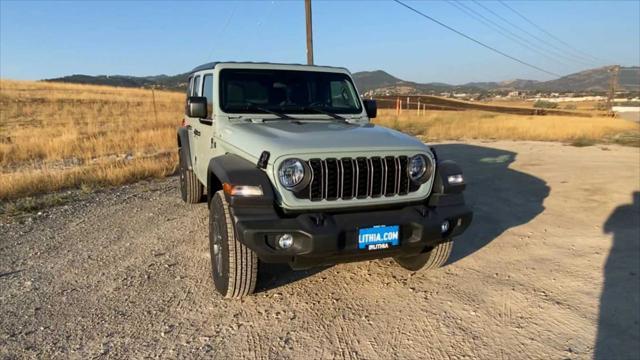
[363,99,377,119]
[186,96,207,118]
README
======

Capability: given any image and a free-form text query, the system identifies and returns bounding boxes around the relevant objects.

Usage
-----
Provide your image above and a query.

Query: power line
[449,0,575,68]
[472,0,598,66]
[205,2,239,61]
[498,1,604,64]
[392,0,561,77]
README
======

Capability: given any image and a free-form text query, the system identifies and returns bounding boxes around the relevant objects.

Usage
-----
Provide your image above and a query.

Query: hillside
[353,66,639,94]
[45,65,639,94]
[46,73,189,91]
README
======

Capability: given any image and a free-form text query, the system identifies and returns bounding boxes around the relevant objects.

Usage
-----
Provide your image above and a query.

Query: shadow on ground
[255,263,331,293]
[433,143,550,264]
[595,192,640,359]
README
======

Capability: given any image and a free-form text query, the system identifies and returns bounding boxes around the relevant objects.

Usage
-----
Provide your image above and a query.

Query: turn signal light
[222,183,263,196]
[447,174,464,185]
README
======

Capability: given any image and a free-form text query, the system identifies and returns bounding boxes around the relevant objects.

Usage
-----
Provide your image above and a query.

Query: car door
[185,75,197,168]
[184,74,202,176]
[190,72,216,180]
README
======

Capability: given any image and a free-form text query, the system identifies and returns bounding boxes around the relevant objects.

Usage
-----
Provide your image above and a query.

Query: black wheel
[209,190,258,298]
[394,239,453,271]
[179,147,203,204]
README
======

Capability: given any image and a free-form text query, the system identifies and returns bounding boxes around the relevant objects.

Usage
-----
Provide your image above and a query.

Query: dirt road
[1,141,638,359]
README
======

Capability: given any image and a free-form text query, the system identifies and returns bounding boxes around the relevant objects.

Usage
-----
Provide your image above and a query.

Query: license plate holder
[358,225,400,251]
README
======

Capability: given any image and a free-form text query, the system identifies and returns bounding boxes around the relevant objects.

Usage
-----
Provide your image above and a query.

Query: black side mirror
[186,96,207,118]
[363,99,377,119]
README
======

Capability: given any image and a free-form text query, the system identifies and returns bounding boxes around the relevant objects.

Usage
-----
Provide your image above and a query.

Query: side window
[202,74,214,119]
[192,75,201,96]
[186,76,194,96]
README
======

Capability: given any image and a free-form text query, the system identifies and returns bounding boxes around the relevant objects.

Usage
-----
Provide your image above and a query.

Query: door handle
[199,118,213,126]
[194,129,201,136]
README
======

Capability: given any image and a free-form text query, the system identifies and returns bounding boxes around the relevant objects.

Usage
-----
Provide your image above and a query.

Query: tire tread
[214,191,258,298]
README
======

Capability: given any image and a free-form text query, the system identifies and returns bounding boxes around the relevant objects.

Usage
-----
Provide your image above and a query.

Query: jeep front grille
[294,156,420,201]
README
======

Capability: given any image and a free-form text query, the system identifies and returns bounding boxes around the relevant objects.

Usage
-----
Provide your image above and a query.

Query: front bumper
[232,195,472,270]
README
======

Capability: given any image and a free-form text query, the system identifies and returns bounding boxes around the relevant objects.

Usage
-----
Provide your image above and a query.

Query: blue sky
[1,0,638,84]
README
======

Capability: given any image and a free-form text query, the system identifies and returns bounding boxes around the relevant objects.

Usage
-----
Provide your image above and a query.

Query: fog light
[440,221,450,234]
[277,233,294,249]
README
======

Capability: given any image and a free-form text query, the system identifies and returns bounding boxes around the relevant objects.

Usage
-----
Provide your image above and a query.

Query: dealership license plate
[358,225,400,250]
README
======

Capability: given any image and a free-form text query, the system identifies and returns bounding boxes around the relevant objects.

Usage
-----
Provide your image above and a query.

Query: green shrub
[533,100,558,109]
[570,137,596,147]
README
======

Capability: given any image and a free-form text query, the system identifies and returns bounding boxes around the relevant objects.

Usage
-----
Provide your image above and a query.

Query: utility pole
[607,65,620,114]
[305,0,314,65]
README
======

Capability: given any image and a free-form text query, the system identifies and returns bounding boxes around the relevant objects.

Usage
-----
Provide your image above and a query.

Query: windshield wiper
[304,106,345,120]
[242,102,293,120]
[280,105,345,120]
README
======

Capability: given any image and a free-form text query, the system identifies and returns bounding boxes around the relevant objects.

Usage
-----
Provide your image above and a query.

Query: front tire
[394,239,453,271]
[209,190,258,298]
[179,147,203,204]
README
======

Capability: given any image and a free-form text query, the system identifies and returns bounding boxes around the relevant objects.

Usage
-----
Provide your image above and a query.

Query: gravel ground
[1,140,639,359]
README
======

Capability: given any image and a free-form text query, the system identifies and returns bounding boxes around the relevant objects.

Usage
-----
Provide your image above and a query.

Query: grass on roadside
[374,109,640,145]
[1,79,182,200]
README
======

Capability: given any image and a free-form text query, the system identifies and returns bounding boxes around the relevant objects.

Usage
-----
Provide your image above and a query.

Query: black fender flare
[177,128,193,170]
[207,154,275,207]
[432,160,465,194]
[428,160,466,207]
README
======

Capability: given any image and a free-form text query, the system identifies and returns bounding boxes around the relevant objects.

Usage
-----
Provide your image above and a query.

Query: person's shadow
[595,192,640,359]
[432,143,550,264]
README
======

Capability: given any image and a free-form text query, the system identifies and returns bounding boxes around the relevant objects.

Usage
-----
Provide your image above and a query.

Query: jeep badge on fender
[177,62,473,298]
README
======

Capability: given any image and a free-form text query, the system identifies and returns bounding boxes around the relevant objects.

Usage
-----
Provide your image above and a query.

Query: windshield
[219,69,363,115]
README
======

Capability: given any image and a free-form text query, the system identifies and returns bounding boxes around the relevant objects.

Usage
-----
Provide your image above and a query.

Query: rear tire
[209,190,258,298]
[179,147,203,204]
[394,239,453,271]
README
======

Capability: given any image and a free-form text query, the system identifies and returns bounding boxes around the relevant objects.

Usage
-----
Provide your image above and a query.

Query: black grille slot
[295,155,420,201]
[309,159,323,201]
[370,157,383,198]
[325,158,339,200]
[384,156,397,196]
[341,158,354,199]
[398,156,410,195]
[356,157,369,199]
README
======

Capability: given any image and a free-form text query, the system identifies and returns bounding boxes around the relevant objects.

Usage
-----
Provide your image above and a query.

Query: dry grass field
[0,80,182,200]
[484,98,605,111]
[375,108,639,144]
[1,79,638,200]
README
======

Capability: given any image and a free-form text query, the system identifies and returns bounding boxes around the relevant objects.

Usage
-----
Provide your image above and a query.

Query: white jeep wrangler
[177,62,472,298]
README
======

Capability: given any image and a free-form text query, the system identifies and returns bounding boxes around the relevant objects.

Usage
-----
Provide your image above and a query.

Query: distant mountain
[352,71,482,94]
[352,70,404,91]
[45,65,639,94]
[352,66,639,94]
[530,66,640,92]
[46,73,189,91]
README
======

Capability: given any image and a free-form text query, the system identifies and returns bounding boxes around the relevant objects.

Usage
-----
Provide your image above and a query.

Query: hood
[219,120,428,161]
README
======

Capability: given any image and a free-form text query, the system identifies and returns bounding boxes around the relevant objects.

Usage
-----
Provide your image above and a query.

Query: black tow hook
[311,214,325,226]
[416,206,429,217]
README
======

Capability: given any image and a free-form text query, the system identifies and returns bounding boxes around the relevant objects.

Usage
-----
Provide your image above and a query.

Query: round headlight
[278,158,305,189]
[408,154,432,182]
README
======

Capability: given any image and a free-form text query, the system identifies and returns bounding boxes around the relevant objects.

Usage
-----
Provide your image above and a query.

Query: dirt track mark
[1,141,638,359]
